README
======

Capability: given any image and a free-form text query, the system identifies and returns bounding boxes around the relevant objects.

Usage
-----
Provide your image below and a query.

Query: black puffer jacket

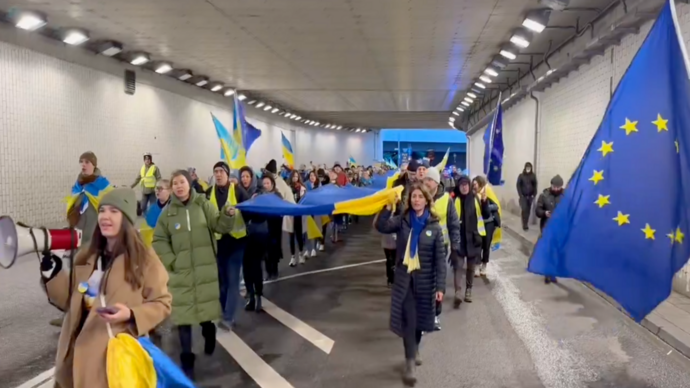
[375,209,446,337]
[516,162,538,198]
[535,188,564,231]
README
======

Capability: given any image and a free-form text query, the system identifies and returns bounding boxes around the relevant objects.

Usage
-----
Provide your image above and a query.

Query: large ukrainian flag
[281,132,295,169]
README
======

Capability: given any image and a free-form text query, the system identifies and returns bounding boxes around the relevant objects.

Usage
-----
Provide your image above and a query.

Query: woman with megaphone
[40,187,172,388]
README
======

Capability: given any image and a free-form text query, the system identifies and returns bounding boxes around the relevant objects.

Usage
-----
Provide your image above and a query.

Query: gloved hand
[40,253,63,280]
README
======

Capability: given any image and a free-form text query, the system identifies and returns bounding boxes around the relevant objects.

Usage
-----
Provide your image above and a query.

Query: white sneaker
[480,263,487,277]
[299,253,306,264]
[318,243,325,252]
[289,256,297,267]
[310,249,317,257]
[474,266,481,277]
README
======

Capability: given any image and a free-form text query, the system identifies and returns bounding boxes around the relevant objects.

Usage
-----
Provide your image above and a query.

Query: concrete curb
[503,224,690,360]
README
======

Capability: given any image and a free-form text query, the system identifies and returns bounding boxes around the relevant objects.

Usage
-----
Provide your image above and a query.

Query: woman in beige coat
[41,188,172,388]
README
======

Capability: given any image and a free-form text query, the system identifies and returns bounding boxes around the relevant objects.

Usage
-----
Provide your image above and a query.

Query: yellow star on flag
[676,140,680,154]
[675,228,685,244]
[652,114,668,132]
[667,231,675,244]
[589,170,604,185]
[598,141,614,157]
[594,194,610,208]
[620,118,639,135]
[641,224,656,240]
[613,211,630,226]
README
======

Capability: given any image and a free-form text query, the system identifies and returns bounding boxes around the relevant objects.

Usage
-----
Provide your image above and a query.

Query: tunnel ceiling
[0,0,616,129]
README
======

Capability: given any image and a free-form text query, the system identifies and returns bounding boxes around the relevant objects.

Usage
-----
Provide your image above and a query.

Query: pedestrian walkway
[501,210,690,360]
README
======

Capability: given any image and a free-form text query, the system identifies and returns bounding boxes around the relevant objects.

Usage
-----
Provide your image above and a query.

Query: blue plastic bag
[138,337,196,388]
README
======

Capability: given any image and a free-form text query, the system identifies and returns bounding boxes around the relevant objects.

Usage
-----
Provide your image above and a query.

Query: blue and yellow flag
[231,97,248,168]
[212,114,242,170]
[348,156,357,167]
[434,148,450,171]
[528,0,690,322]
[281,132,295,169]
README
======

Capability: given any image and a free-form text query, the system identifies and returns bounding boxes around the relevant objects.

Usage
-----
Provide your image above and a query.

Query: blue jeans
[217,247,244,323]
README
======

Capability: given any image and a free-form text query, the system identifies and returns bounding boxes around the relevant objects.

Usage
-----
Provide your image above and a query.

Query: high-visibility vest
[139,165,157,189]
[209,183,247,239]
[455,196,486,236]
[433,193,451,246]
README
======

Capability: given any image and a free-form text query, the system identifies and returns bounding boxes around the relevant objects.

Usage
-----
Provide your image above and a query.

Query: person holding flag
[529,0,690,323]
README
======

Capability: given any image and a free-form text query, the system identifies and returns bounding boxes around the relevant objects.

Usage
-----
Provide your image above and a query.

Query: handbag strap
[100,293,114,339]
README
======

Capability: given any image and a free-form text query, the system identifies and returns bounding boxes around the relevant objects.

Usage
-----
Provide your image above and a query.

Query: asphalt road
[2,220,690,388]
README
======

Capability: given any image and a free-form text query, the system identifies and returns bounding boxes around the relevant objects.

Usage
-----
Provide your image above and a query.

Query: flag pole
[486,92,502,175]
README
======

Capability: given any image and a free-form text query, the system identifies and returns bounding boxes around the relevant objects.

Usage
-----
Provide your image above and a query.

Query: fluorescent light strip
[522,18,546,33]
[500,50,517,60]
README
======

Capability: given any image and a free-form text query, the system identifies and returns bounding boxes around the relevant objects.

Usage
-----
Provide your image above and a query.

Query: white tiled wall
[0,40,376,226]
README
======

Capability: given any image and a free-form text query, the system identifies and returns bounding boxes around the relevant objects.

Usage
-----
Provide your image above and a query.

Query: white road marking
[264,259,385,285]
[216,331,295,388]
[13,368,54,388]
[261,297,335,354]
[36,379,53,388]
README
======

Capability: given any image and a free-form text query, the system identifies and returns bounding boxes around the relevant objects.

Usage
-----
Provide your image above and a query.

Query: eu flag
[483,103,504,185]
[528,0,690,322]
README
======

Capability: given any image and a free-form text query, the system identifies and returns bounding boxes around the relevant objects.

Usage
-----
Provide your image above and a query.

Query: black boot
[180,352,195,379]
[255,295,263,312]
[201,323,216,355]
[402,359,417,386]
[245,293,256,311]
[464,288,473,303]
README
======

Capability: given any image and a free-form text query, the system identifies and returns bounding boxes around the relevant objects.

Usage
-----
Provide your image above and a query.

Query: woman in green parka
[152,169,234,379]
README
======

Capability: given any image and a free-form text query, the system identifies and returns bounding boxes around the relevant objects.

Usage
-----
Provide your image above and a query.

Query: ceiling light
[194,78,209,87]
[271,108,279,113]
[154,62,173,74]
[449,117,456,122]
[295,116,302,120]
[355,129,361,133]
[458,107,465,112]
[452,111,459,116]
[500,50,517,60]
[14,11,47,31]
[263,105,272,111]
[210,83,223,92]
[510,31,531,48]
[256,101,265,108]
[468,92,477,98]
[492,58,508,69]
[248,100,257,105]
[464,97,474,103]
[474,82,486,89]
[97,40,123,57]
[326,124,332,129]
[522,10,550,33]
[479,75,492,83]
[448,122,455,128]
[224,88,236,97]
[461,101,471,107]
[176,69,192,80]
[315,121,320,126]
[337,126,343,130]
[62,28,89,45]
[130,52,150,66]
[484,68,498,77]
[238,94,247,101]
[471,88,483,94]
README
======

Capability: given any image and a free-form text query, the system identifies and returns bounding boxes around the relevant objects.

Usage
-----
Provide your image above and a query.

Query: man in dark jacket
[452,176,487,303]
[516,162,538,231]
[535,175,564,284]
[206,161,250,330]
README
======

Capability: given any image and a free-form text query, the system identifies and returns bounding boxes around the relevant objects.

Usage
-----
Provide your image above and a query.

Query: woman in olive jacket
[375,182,446,387]
[152,169,234,378]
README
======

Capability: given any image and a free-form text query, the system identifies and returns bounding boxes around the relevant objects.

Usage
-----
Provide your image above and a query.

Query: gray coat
[376,209,446,337]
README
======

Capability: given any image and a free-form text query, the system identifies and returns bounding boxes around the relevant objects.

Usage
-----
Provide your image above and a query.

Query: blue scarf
[409,209,430,259]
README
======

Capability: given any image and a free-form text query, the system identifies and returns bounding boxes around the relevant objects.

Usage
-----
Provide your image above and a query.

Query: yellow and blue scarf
[65,175,112,214]
[403,209,430,273]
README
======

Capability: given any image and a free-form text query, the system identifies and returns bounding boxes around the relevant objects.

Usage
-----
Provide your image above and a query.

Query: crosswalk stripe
[262,297,335,354]
[216,331,295,388]
[13,368,54,388]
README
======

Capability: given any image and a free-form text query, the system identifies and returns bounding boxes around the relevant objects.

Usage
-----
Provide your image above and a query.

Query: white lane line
[36,379,54,388]
[264,259,385,285]
[14,368,54,388]
[261,297,335,354]
[216,331,295,388]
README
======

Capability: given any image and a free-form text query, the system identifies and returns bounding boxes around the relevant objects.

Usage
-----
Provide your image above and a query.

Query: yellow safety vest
[139,165,157,189]
[433,193,451,246]
[455,196,486,236]
[209,183,247,239]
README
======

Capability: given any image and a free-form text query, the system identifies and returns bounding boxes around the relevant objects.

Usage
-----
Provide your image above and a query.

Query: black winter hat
[213,161,230,176]
[551,175,564,188]
[266,159,278,174]
[407,159,420,172]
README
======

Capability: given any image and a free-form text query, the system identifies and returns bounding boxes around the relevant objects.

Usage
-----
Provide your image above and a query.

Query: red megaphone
[0,216,82,269]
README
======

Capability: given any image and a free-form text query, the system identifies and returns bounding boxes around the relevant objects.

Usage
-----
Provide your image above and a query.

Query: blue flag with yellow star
[528,0,690,322]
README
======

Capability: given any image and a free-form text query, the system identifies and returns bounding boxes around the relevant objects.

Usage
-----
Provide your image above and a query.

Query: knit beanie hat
[265,159,278,174]
[424,167,441,184]
[551,175,564,188]
[100,188,138,225]
[79,151,97,167]
[213,161,230,176]
[407,159,420,172]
